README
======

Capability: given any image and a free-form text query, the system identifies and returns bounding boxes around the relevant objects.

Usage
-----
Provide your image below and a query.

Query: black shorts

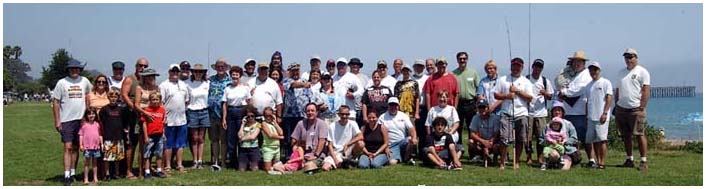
[59,120,81,143]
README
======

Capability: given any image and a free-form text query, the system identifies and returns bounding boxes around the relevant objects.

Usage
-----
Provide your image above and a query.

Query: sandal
[598,164,606,169]
[126,175,138,180]
[164,167,172,172]
[176,166,187,173]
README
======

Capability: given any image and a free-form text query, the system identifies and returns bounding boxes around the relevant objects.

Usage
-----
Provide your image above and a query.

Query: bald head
[135,57,149,74]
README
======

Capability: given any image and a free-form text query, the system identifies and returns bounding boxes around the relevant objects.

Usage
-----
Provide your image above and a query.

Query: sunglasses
[338,113,350,116]
[137,64,149,68]
[96,80,107,84]
[624,55,635,59]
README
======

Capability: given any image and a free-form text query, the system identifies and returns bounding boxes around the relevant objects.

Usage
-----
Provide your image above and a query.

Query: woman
[309,70,322,93]
[186,64,210,169]
[317,73,344,125]
[132,68,160,177]
[221,66,252,169]
[269,68,284,97]
[358,110,390,169]
[394,65,420,123]
[424,90,462,162]
[538,101,581,171]
[88,74,111,111]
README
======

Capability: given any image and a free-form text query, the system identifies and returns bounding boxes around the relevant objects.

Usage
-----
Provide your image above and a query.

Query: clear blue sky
[3,3,703,91]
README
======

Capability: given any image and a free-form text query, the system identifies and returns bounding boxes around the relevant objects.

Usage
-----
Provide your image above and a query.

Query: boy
[425,117,462,170]
[584,62,613,169]
[99,88,130,180]
[141,92,167,179]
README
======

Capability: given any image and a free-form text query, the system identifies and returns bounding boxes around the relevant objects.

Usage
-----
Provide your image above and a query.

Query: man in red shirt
[424,58,460,110]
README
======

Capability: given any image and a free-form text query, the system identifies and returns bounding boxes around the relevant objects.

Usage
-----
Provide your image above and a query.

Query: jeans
[226,106,243,167]
[457,99,477,146]
[282,117,303,160]
[358,153,388,169]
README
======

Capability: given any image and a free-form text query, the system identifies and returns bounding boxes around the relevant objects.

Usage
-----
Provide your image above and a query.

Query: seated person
[322,105,363,171]
[540,117,568,170]
[424,117,462,170]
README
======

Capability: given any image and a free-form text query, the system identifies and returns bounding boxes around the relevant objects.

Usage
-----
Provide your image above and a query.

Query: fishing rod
[504,16,518,171]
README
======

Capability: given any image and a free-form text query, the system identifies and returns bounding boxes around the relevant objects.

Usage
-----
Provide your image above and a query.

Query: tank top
[363,124,384,152]
[128,75,141,99]
[262,122,280,147]
[139,87,158,109]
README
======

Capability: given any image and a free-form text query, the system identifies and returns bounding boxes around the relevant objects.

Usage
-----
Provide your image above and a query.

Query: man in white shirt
[378,97,418,165]
[584,62,613,170]
[159,64,191,172]
[322,105,363,171]
[108,61,125,91]
[494,57,534,169]
[525,59,555,164]
[349,58,368,128]
[240,59,257,84]
[614,48,651,171]
[368,60,398,91]
[412,59,430,153]
[332,57,364,121]
[248,63,284,118]
[557,50,595,167]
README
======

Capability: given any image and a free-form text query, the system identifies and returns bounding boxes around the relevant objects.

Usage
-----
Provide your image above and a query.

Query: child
[425,117,462,170]
[271,140,305,175]
[260,107,284,173]
[79,108,102,185]
[141,92,167,179]
[238,105,261,171]
[99,88,129,180]
[540,117,567,170]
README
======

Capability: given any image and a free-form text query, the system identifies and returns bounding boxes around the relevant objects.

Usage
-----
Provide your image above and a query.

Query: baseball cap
[169,64,181,72]
[436,57,447,65]
[551,117,563,124]
[532,59,544,68]
[413,59,425,66]
[401,64,412,71]
[377,60,387,68]
[511,57,524,65]
[623,48,638,57]
[244,58,256,66]
[387,97,400,105]
[287,63,301,71]
[326,59,336,67]
[588,61,602,70]
[258,63,269,69]
[336,57,348,65]
[477,99,489,108]
[112,61,125,69]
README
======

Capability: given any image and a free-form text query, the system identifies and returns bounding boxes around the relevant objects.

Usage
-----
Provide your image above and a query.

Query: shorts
[500,115,527,145]
[59,120,81,143]
[323,153,344,169]
[423,144,463,155]
[126,118,142,146]
[586,120,609,143]
[615,106,647,136]
[261,145,280,162]
[238,147,261,168]
[84,149,102,158]
[543,144,566,158]
[187,109,211,128]
[389,140,409,161]
[565,115,588,143]
[528,116,547,141]
[102,140,125,161]
[164,125,188,149]
[143,135,164,158]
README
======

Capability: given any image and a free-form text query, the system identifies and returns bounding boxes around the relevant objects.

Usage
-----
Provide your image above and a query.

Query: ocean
[644,95,703,140]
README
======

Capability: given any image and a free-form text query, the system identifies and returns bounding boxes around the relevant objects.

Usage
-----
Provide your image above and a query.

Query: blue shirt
[208,74,232,119]
[283,77,318,118]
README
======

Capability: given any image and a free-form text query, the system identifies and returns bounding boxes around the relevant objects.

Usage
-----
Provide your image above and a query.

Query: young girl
[260,107,284,173]
[540,117,567,170]
[271,140,305,174]
[79,108,102,185]
[238,105,261,171]
[99,89,128,180]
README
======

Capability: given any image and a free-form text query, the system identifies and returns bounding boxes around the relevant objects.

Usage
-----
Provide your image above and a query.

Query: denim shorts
[187,109,211,128]
[84,149,102,158]
[143,135,164,158]
[389,140,408,161]
[164,125,188,149]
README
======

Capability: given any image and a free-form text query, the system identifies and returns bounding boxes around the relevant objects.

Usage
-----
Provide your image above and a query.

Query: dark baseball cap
[112,61,125,69]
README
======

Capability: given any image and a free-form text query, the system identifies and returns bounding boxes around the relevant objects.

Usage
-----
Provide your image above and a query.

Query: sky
[3,3,703,91]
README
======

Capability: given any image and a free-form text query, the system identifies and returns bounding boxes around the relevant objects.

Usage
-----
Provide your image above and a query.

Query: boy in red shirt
[141,92,167,179]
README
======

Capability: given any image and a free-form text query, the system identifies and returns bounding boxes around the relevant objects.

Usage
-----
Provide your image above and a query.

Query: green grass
[3,102,703,186]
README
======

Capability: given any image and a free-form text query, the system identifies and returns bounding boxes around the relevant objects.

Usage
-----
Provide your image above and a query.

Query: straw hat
[210,58,231,70]
[191,64,207,71]
[567,50,589,61]
[302,161,320,173]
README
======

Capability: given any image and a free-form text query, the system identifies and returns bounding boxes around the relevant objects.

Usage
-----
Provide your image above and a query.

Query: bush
[607,120,666,151]
[679,141,703,153]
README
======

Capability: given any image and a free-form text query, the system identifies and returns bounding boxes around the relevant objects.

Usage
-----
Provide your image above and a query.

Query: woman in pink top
[271,140,305,174]
[79,108,103,185]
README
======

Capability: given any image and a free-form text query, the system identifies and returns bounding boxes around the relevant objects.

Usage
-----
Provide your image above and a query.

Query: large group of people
[51,48,651,185]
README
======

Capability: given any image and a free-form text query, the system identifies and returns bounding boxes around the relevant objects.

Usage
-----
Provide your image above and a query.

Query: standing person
[185,64,210,169]
[322,105,363,171]
[282,63,318,159]
[140,92,167,179]
[99,89,129,180]
[494,57,534,169]
[425,58,437,76]
[108,61,125,92]
[369,60,398,90]
[133,68,160,177]
[302,56,322,81]
[247,63,283,124]
[412,59,430,154]
[349,57,368,128]
[584,62,613,169]
[525,59,554,165]
[468,99,502,168]
[269,68,285,97]
[291,103,330,162]
[324,59,336,76]
[379,97,418,165]
[362,70,393,123]
[237,105,261,172]
[179,61,191,81]
[557,51,594,167]
[317,73,345,125]
[78,108,102,185]
[221,65,252,169]
[159,64,190,173]
[207,58,231,171]
[261,107,284,173]
[358,109,390,169]
[424,57,460,109]
[452,51,481,152]
[309,70,322,93]
[615,48,650,171]
[269,51,284,77]
[241,59,257,84]
[52,59,93,186]
[395,64,420,123]
[332,57,364,122]
[391,58,404,80]
[88,75,111,113]
[120,57,148,179]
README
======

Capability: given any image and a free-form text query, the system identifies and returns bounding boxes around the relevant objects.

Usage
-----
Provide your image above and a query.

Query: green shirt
[261,122,280,147]
[453,67,481,100]
[241,123,260,148]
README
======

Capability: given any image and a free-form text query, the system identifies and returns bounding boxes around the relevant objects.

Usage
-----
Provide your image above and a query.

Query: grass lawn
[3,102,703,186]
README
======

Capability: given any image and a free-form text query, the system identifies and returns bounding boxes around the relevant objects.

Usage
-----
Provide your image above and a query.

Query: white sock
[157,168,162,172]
[64,171,71,178]
[589,158,596,163]
[70,169,76,176]
[641,157,647,162]
[627,156,634,161]
[145,169,151,174]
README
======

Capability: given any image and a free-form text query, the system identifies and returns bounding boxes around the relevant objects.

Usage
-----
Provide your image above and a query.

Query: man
[379,97,418,165]
[207,58,231,171]
[584,62,613,170]
[53,59,93,185]
[494,57,534,169]
[369,60,398,91]
[332,57,364,121]
[468,99,501,167]
[557,51,594,168]
[108,61,125,91]
[282,63,317,159]
[452,51,481,153]
[425,58,437,76]
[324,59,336,76]
[412,59,430,139]
[301,56,321,81]
[291,103,330,162]
[240,58,257,84]
[179,61,191,81]
[391,58,404,80]
[322,105,363,171]
[362,70,393,122]
[120,57,149,179]
[159,64,190,172]
[424,57,459,109]
[615,48,651,171]
[525,59,554,164]
[349,57,368,127]
[248,63,284,118]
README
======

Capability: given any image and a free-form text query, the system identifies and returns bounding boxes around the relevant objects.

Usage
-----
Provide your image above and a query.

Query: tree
[3,68,16,91]
[40,49,92,90]
[3,45,32,88]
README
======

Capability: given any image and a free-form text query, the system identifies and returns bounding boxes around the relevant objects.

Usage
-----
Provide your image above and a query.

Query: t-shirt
[333,72,364,118]
[208,74,232,119]
[469,114,501,140]
[362,85,393,116]
[261,122,280,147]
[378,111,414,144]
[100,104,130,141]
[248,77,283,114]
[394,80,419,117]
[424,105,460,143]
[412,74,429,105]
[528,75,555,117]
[159,80,190,127]
[368,75,398,96]
[52,76,93,123]
[477,76,499,114]
[141,106,166,136]
[186,79,210,110]
[617,65,650,109]
[79,121,102,150]
[240,72,257,85]
[317,91,345,120]
[221,84,252,107]
[560,69,591,116]
[453,67,481,100]
[585,78,613,121]
[240,123,260,148]
[291,118,329,152]
[423,73,459,108]
[495,75,534,117]
[327,120,361,153]
[283,77,318,118]
[426,132,453,152]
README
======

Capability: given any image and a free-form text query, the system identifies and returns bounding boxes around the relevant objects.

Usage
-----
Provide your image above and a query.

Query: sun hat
[210,58,230,69]
[287,63,301,71]
[623,48,638,57]
[258,63,269,69]
[348,57,363,67]
[302,161,320,174]
[191,64,207,71]
[66,59,85,70]
[568,50,589,61]
[139,68,160,77]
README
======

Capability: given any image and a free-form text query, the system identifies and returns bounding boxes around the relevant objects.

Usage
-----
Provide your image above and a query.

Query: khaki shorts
[528,116,548,141]
[615,106,647,136]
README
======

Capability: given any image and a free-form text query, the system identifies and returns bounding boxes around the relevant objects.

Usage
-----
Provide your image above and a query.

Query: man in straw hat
[614,48,651,171]
[557,50,595,168]
[207,58,231,171]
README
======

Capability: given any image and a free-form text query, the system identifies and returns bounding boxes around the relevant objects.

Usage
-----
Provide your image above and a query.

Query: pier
[650,86,696,98]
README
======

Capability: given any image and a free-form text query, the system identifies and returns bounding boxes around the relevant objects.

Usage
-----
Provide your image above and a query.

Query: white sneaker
[267,170,283,175]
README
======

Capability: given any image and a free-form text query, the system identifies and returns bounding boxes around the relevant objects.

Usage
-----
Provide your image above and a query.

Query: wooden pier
[650,86,696,98]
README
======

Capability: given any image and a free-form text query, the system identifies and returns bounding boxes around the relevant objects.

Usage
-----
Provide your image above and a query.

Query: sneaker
[587,161,597,168]
[63,177,72,186]
[638,161,648,172]
[211,164,222,172]
[156,172,167,178]
[197,163,205,169]
[408,159,417,166]
[104,175,112,181]
[144,173,152,180]
[190,163,199,169]
[619,159,635,168]
[540,164,547,171]
[282,171,293,174]
[452,165,463,171]
[470,155,483,164]
[267,170,283,175]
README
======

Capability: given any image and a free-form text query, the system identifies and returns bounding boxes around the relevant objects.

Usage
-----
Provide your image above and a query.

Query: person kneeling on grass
[468,99,502,167]
[540,117,567,170]
[261,107,284,173]
[270,140,305,175]
[141,92,167,179]
[425,117,462,170]
[238,105,261,172]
